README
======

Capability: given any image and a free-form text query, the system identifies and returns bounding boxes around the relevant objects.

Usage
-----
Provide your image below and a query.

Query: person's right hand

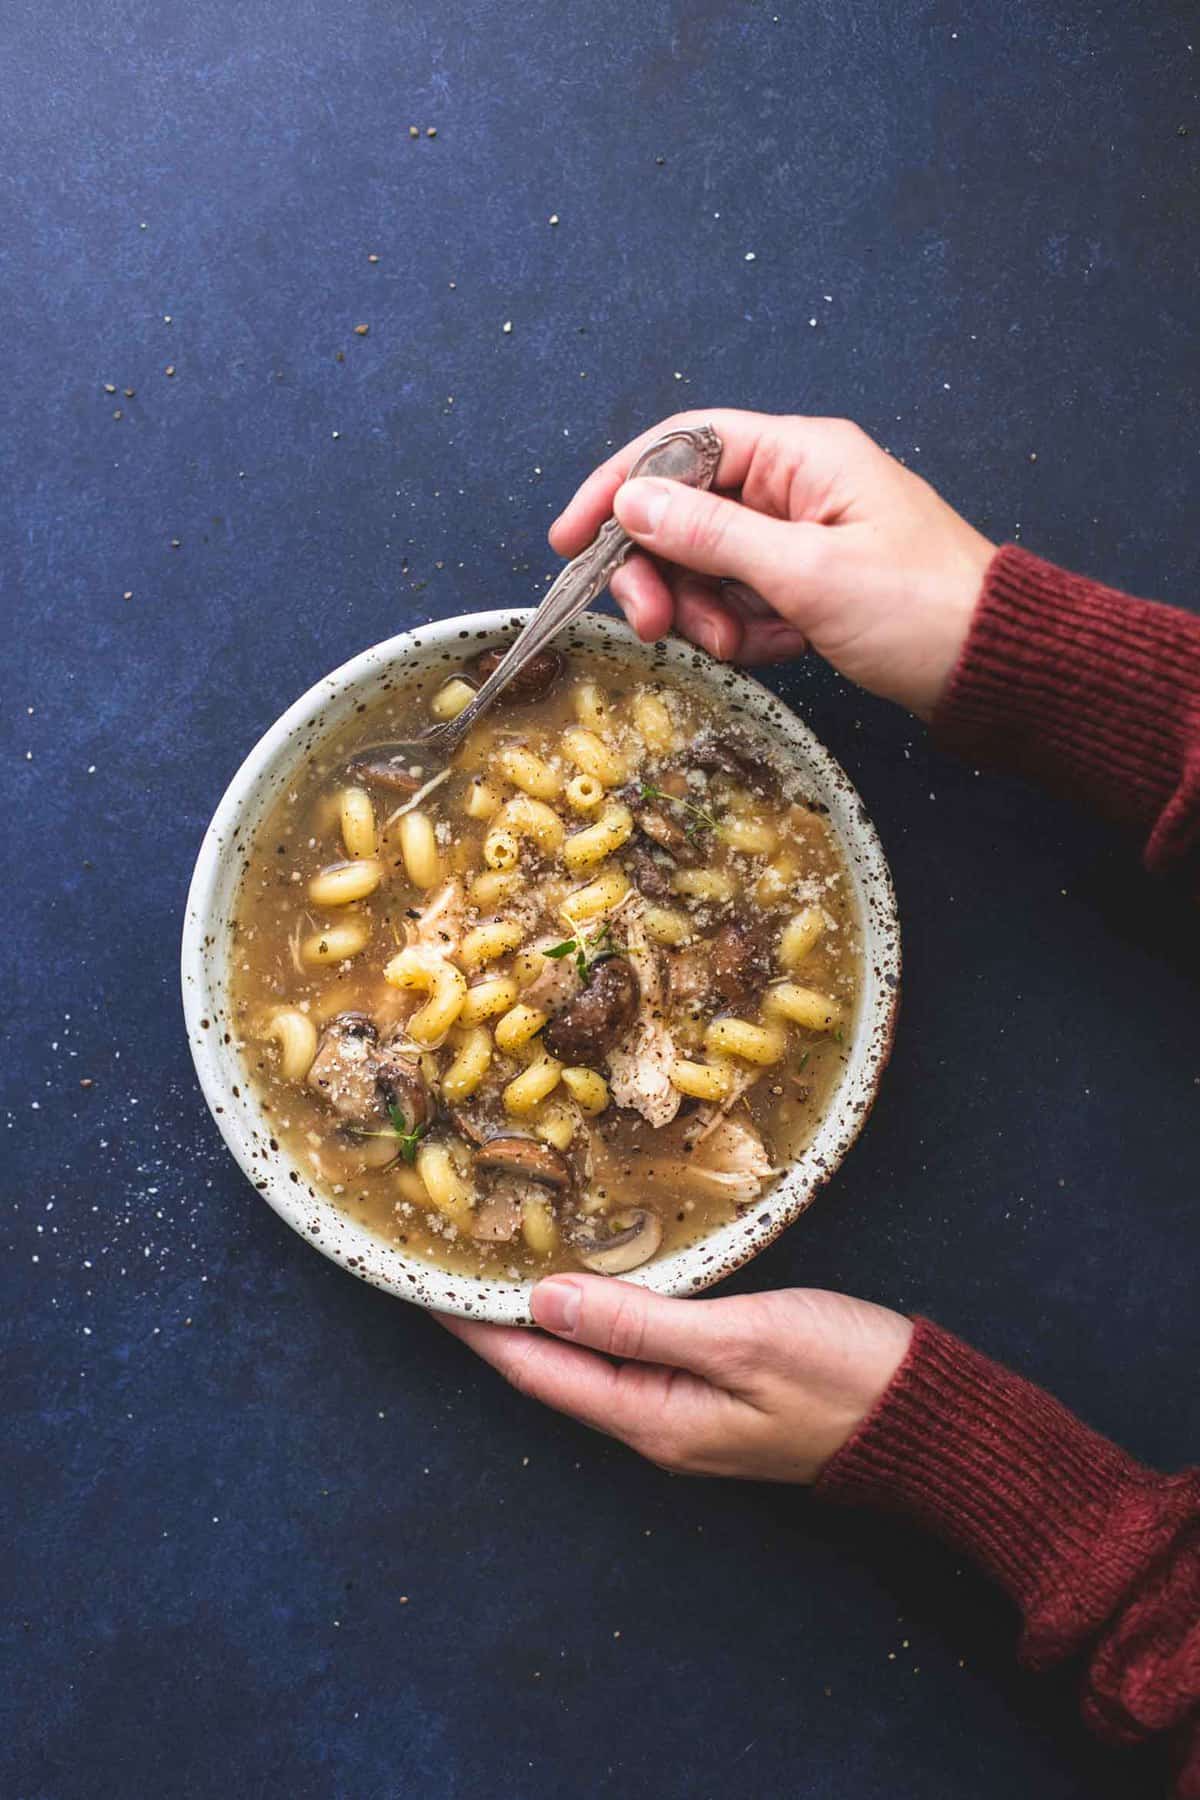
[551,410,995,718]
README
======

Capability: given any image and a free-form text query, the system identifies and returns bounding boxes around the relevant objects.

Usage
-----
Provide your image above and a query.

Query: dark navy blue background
[3,3,1197,1795]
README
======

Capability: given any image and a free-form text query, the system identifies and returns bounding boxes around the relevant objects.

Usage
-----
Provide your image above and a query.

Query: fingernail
[532,1277,581,1335]
[615,477,670,537]
[698,622,724,658]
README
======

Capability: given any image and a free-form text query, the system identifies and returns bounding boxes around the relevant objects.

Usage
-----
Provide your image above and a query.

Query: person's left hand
[437,1275,912,1483]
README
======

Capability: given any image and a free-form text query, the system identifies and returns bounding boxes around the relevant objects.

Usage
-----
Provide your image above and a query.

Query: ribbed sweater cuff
[816,1318,1150,1644]
[933,545,1200,877]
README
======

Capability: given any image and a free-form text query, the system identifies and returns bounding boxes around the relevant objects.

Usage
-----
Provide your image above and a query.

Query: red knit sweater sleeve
[932,544,1200,880]
[817,1321,1200,1796]
[822,550,1200,1790]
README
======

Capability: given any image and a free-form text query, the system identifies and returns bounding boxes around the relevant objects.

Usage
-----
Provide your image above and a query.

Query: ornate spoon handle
[426,425,723,756]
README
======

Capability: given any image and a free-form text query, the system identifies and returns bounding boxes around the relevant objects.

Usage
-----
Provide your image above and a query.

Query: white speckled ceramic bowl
[182,610,900,1322]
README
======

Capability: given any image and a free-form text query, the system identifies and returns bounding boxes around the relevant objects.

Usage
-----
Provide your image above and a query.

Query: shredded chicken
[404,879,466,958]
[606,910,681,1129]
[684,1116,776,1207]
[682,1065,762,1147]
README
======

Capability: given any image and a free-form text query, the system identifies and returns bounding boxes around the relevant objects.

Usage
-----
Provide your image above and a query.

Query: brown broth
[230,647,860,1280]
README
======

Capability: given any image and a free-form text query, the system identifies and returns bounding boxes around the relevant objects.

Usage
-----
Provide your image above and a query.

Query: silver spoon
[350,424,723,791]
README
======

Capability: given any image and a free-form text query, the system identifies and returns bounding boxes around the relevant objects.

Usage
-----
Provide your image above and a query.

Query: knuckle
[603,1293,649,1362]
[832,417,874,458]
[680,497,730,563]
[742,434,786,510]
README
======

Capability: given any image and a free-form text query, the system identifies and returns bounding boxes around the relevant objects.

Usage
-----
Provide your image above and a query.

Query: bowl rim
[181,609,900,1324]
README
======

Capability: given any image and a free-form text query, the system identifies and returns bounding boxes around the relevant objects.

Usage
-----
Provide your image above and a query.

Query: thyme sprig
[350,1106,428,1163]
[387,1104,429,1163]
[638,781,718,841]
[543,920,621,984]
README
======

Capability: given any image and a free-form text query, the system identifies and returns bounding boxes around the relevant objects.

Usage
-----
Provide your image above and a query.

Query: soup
[230,641,859,1280]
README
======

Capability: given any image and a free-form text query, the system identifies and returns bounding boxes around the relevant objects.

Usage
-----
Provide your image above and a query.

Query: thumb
[614,475,808,598]
[532,1273,736,1381]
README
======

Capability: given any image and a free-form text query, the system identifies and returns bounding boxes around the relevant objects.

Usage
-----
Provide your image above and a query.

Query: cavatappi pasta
[231,644,860,1280]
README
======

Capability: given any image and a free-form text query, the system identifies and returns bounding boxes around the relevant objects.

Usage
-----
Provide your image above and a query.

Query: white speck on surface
[744,251,756,262]
[502,320,513,334]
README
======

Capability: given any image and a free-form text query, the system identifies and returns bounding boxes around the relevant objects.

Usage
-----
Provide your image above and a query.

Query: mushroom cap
[346,749,424,793]
[473,1134,572,1190]
[636,805,694,859]
[709,918,774,1007]
[542,956,640,1065]
[466,645,563,703]
[377,1052,431,1131]
[627,847,674,903]
[573,1208,663,1275]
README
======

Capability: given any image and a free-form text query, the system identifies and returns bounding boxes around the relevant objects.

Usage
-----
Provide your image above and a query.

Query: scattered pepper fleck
[103,382,117,394]
[408,125,419,138]
[80,1078,94,1089]
[354,323,369,336]
[112,409,123,420]
[426,126,437,138]
[124,388,135,398]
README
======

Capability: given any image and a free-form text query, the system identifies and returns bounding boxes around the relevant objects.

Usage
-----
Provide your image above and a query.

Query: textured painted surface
[2,3,1197,1797]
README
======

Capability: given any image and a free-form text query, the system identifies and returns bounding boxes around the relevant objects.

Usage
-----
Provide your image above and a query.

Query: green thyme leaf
[638,780,718,835]
[542,938,578,960]
[387,1104,429,1163]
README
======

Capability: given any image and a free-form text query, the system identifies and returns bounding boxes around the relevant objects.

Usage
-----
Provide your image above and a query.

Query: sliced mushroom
[447,1104,491,1146]
[466,645,564,704]
[473,1135,571,1190]
[573,1207,663,1275]
[307,1013,429,1136]
[376,1050,430,1133]
[542,957,640,1065]
[709,918,774,1006]
[307,1014,384,1125]
[667,944,711,1008]
[637,805,693,858]
[346,748,424,794]
[691,733,777,795]
[627,847,674,903]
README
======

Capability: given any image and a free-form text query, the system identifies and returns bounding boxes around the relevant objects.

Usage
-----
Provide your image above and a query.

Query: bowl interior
[181,611,899,1323]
